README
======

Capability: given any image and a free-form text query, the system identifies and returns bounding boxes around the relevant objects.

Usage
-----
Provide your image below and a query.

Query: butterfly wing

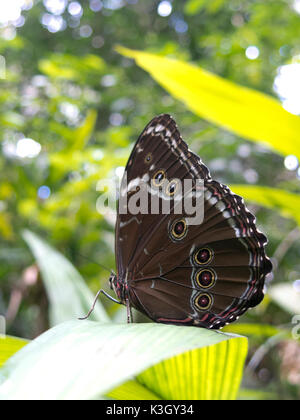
[115,114,210,277]
[116,114,272,329]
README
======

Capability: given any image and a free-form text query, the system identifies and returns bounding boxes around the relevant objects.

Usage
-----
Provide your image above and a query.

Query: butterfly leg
[78,289,122,320]
[126,298,133,323]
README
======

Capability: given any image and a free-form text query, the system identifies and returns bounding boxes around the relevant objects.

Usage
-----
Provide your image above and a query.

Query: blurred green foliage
[0,0,300,399]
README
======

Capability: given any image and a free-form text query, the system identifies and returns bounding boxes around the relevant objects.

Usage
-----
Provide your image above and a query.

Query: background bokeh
[0,0,300,399]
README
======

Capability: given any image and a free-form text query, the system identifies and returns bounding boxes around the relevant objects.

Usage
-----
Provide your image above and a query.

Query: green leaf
[223,323,283,338]
[184,0,206,15]
[135,336,246,400]
[22,230,109,326]
[0,321,248,400]
[107,380,161,400]
[39,53,105,82]
[229,185,300,226]
[238,388,278,400]
[117,47,300,160]
[0,336,29,369]
[72,109,97,150]
[268,283,300,315]
[50,109,97,148]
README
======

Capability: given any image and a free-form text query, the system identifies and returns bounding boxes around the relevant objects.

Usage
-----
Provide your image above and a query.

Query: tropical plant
[1,0,299,400]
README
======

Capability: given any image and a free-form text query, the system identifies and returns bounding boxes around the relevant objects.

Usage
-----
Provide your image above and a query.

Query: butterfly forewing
[115,115,209,276]
[115,114,272,329]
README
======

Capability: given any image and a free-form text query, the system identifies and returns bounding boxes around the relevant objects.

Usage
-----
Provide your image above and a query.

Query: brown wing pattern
[116,114,272,329]
[115,114,210,277]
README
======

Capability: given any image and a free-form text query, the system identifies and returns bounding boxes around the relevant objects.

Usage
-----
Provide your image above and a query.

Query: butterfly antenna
[78,289,122,320]
[77,252,115,275]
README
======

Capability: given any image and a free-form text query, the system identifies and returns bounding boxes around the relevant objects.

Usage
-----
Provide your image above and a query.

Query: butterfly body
[112,114,272,330]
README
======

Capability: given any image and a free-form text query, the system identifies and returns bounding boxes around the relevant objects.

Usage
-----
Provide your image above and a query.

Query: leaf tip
[115,45,136,59]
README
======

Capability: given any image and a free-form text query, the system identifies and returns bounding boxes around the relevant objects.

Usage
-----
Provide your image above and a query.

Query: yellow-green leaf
[39,53,105,82]
[184,0,206,15]
[0,336,29,369]
[223,323,283,338]
[0,321,247,400]
[117,47,300,160]
[22,231,109,326]
[230,185,300,226]
[107,379,161,400]
[73,109,97,150]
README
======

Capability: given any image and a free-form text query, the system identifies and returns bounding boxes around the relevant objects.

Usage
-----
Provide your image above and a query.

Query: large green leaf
[22,230,109,326]
[117,47,300,160]
[229,185,300,226]
[107,380,161,400]
[0,336,28,369]
[223,323,284,338]
[0,321,248,400]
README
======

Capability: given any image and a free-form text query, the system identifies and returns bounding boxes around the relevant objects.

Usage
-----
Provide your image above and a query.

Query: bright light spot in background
[14,15,25,27]
[92,149,104,161]
[245,45,260,60]
[293,0,300,14]
[171,16,188,33]
[101,74,116,87]
[0,0,32,26]
[112,97,134,111]
[38,186,51,200]
[157,1,172,17]
[41,13,66,32]
[16,138,42,158]
[90,0,103,12]
[92,35,104,48]
[60,102,80,125]
[293,279,300,292]
[231,13,244,27]
[68,17,80,28]
[103,0,124,10]
[2,141,16,158]
[32,75,49,87]
[79,24,93,38]
[43,0,67,15]
[237,144,251,158]
[209,158,226,172]
[244,168,258,184]
[115,166,125,179]
[109,112,124,126]
[0,0,22,25]
[21,0,33,10]
[2,27,17,40]
[274,63,300,115]
[68,1,83,17]
[284,155,299,171]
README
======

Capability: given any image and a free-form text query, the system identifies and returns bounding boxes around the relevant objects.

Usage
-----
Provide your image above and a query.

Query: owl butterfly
[85,114,272,330]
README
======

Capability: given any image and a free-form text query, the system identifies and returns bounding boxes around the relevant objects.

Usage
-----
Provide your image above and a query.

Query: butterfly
[84,114,272,330]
